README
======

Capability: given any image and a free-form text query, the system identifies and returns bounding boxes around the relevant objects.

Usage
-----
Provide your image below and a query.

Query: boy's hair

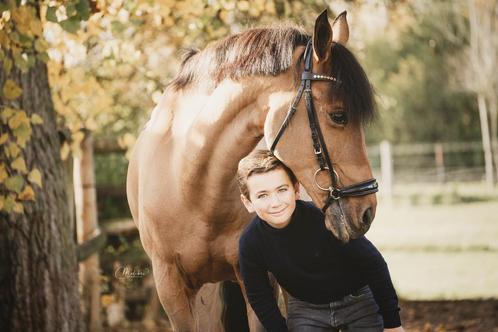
[237,150,298,200]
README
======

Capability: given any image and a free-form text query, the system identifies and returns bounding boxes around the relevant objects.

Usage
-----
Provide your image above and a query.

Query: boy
[237,150,404,332]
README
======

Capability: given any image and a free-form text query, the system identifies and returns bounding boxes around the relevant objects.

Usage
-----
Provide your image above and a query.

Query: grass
[364,183,498,300]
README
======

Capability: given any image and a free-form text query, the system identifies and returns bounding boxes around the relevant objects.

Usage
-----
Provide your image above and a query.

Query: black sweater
[238,200,401,332]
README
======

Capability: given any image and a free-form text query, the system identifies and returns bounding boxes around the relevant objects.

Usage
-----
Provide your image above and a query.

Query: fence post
[74,130,102,332]
[434,143,445,183]
[380,140,393,202]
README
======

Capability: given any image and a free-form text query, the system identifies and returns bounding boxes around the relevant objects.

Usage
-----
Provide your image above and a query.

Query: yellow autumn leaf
[8,110,29,129]
[0,133,8,145]
[28,168,42,187]
[60,141,71,160]
[0,107,15,123]
[30,114,44,125]
[0,164,7,183]
[7,142,21,158]
[101,294,114,307]
[2,79,22,100]
[12,157,28,174]
[13,202,24,214]
[29,18,43,37]
[237,1,250,12]
[0,195,4,211]
[18,185,35,201]
[11,5,33,36]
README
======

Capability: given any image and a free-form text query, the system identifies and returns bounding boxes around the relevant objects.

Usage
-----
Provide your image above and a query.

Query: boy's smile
[241,168,299,229]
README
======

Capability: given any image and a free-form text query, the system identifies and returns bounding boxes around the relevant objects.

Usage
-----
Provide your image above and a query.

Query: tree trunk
[0,59,82,330]
[488,95,498,184]
[477,94,495,186]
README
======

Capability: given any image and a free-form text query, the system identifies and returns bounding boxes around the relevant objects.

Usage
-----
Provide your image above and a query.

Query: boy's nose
[269,193,283,207]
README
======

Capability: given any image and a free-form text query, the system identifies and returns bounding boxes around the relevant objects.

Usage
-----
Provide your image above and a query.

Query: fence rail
[93,139,492,207]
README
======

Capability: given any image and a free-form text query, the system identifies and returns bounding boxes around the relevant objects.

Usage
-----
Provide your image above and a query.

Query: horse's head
[264,10,377,243]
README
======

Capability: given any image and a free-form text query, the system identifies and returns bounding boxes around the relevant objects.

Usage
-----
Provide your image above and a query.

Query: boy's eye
[257,193,268,199]
[278,188,288,193]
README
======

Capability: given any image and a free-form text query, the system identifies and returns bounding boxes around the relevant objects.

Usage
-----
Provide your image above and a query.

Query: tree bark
[0,59,82,330]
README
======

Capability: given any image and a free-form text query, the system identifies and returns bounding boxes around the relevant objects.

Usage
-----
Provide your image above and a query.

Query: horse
[126,9,378,331]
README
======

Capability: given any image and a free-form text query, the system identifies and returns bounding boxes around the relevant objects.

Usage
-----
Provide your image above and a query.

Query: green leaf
[66,3,77,17]
[37,52,49,63]
[46,6,58,22]
[5,175,25,193]
[34,39,48,53]
[13,123,32,147]
[111,21,126,34]
[0,4,9,13]
[26,54,36,67]
[13,53,29,72]
[2,195,16,213]
[18,33,33,47]
[60,17,81,34]
[75,0,90,21]
[3,57,13,74]
[9,32,20,43]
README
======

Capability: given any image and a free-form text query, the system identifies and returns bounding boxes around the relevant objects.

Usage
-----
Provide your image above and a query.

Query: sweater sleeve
[239,234,288,332]
[346,236,401,328]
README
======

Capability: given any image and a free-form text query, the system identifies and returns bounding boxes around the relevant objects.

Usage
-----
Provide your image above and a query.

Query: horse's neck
[172,77,290,219]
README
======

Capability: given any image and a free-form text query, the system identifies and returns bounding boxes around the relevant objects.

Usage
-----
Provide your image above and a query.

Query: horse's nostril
[362,208,373,226]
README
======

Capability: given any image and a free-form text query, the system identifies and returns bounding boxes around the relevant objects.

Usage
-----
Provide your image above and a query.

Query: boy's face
[241,168,299,229]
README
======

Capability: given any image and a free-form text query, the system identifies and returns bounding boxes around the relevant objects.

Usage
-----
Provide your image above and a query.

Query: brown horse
[126,10,377,331]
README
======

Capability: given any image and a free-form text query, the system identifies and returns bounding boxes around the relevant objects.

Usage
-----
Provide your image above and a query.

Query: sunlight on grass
[366,199,498,300]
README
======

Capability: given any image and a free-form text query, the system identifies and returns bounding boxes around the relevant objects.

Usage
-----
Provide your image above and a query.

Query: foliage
[361,2,481,144]
[0,1,49,213]
[45,0,327,150]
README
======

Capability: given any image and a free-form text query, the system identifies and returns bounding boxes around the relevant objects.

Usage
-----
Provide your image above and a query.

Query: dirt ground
[399,300,498,332]
[116,300,498,331]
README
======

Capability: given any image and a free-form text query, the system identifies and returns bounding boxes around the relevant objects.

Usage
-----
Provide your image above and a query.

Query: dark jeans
[286,286,383,332]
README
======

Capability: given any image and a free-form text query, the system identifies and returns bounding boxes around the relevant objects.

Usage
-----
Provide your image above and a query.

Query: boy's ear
[240,194,255,213]
[294,183,300,199]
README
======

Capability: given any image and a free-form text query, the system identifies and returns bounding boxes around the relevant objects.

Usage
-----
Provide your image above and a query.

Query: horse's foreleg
[152,260,197,332]
[193,282,224,332]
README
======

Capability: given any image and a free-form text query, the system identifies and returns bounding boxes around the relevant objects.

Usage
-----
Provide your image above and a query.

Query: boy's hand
[384,327,405,332]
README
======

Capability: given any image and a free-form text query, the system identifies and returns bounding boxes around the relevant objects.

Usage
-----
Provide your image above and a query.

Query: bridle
[270,39,378,213]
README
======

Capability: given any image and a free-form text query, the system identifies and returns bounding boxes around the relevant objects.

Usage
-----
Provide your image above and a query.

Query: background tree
[0,1,82,331]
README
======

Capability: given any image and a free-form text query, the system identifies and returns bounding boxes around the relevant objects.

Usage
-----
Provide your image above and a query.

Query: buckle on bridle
[330,188,341,200]
[314,147,322,155]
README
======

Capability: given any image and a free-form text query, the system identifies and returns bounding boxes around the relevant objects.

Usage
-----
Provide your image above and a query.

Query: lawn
[367,198,498,300]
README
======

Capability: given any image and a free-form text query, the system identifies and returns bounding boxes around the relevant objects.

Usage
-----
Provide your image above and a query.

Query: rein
[270,40,378,212]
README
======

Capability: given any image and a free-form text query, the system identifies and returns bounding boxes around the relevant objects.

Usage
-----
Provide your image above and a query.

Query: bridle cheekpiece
[269,39,378,212]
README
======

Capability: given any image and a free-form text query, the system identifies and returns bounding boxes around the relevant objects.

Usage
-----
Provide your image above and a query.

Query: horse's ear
[313,9,333,62]
[332,11,349,45]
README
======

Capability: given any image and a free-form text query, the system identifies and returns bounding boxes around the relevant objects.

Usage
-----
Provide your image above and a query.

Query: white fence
[368,141,487,189]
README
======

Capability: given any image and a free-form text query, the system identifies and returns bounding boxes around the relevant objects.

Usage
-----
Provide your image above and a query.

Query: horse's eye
[329,112,348,125]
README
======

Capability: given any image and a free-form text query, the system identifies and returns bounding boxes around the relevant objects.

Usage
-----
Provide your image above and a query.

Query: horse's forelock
[328,43,377,125]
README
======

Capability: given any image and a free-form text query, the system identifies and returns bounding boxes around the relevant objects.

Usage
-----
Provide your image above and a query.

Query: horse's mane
[169,24,376,124]
[169,24,309,90]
